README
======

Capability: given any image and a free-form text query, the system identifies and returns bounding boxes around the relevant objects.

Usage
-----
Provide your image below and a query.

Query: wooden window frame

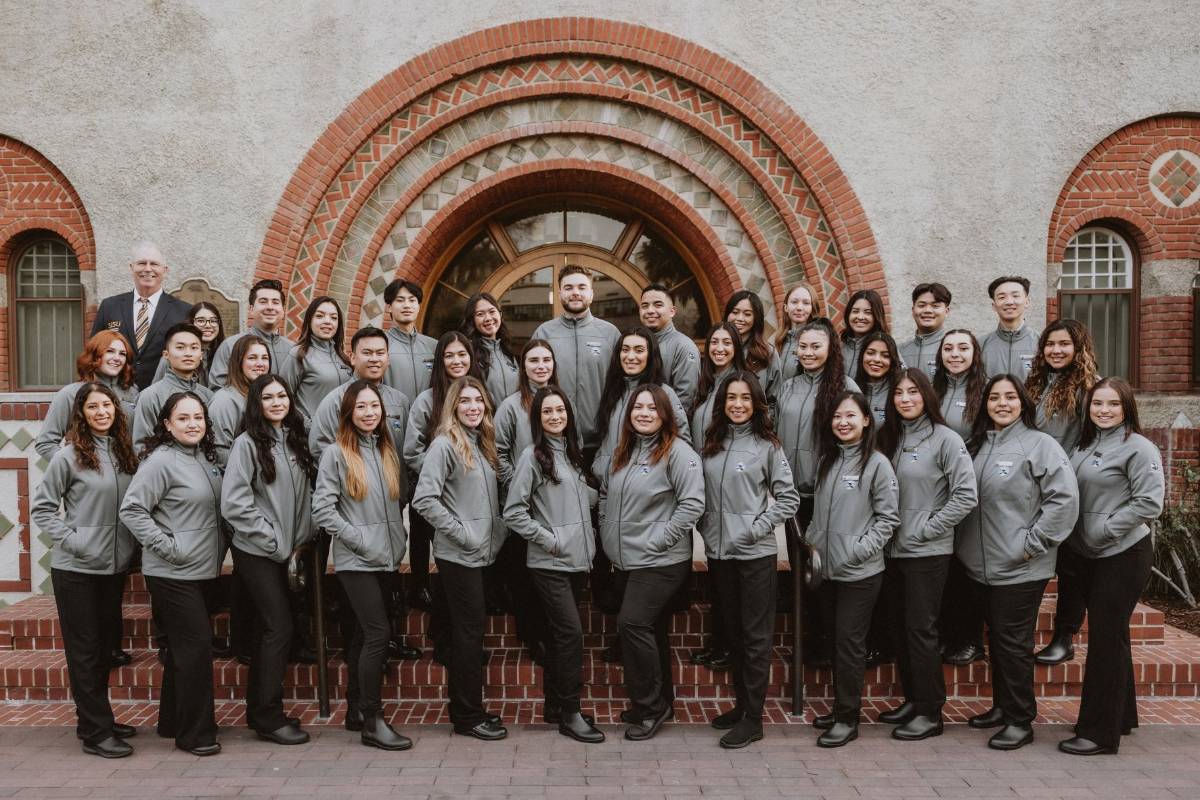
[7,235,86,391]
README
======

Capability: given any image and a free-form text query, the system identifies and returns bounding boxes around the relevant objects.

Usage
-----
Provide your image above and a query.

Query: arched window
[1058,226,1136,381]
[10,236,84,389]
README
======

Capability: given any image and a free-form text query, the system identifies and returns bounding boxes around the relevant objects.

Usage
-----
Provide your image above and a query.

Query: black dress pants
[1075,536,1153,750]
[886,555,951,718]
[978,577,1049,726]
[146,575,218,750]
[792,497,827,657]
[337,571,392,717]
[495,535,548,648]
[618,560,691,719]
[709,555,776,720]
[436,558,488,729]
[940,556,985,650]
[52,569,122,744]
[109,570,129,653]
[530,569,586,713]
[819,572,884,724]
[231,547,293,733]
[407,499,433,588]
[1052,545,1089,637]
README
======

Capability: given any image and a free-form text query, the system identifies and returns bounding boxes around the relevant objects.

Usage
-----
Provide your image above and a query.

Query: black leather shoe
[361,715,413,751]
[988,724,1033,750]
[624,703,672,741]
[344,703,364,732]
[689,647,713,666]
[184,743,222,757]
[455,720,507,741]
[943,643,985,665]
[211,637,232,658]
[112,723,137,738]
[257,724,310,745]
[878,701,916,724]
[817,721,858,747]
[719,718,763,749]
[619,705,673,725]
[706,649,733,671]
[1035,634,1075,666]
[967,707,1005,729]
[109,649,133,668]
[893,715,943,741]
[406,587,434,612]
[711,706,743,730]
[1058,736,1115,756]
[543,704,595,726]
[812,712,835,731]
[82,736,133,759]
[559,711,605,743]
[388,638,422,661]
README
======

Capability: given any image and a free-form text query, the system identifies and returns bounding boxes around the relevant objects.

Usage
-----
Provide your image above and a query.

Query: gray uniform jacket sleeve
[924,432,978,542]
[1023,439,1080,558]
[311,447,354,542]
[278,348,303,397]
[671,339,701,412]
[34,387,74,459]
[1105,440,1165,545]
[494,400,520,487]
[308,391,338,460]
[651,443,706,553]
[667,387,692,447]
[30,452,75,550]
[209,394,241,469]
[855,457,901,564]
[207,337,233,389]
[119,455,182,564]
[220,436,280,556]
[131,391,158,448]
[750,444,802,540]
[402,394,431,473]
[411,439,469,549]
[501,450,557,553]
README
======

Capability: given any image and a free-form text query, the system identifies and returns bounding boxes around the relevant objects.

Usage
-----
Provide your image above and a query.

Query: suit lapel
[143,292,176,347]
[117,293,137,354]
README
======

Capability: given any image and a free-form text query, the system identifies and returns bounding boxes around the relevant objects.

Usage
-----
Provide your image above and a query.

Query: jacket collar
[986,419,1029,445]
[993,322,1029,343]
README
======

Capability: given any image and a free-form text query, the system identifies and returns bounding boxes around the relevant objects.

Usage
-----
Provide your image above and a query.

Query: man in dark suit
[90,241,192,389]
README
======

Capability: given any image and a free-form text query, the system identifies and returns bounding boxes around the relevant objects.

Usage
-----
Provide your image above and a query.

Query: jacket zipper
[615,441,642,571]
[717,444,733,557]
[822,451,841,576]
[976,439,995,583]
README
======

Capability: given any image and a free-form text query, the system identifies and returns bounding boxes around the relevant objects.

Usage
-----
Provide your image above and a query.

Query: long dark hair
[611,384,680,473]
[240,374,317,485]
[723,290,772,372]
[529,385,592,486]
[966,374,1039,455]
[694,322,746,413]
[1077,377,1143,451]
[188,301,225,361]
[1025,318,1099,420]
[933,328,986,427]
[226,335,269,396]
[296,295,351,367]
[701,370,778,457]
[65,382,138,474]
[853,330,903,389]
[424,331,483,443]
[459,292,515,380]
[877,368,948,460]
[800,317,847,429]
[840,288,888,342]
[517,338,557,411]
[815,391,876,482]
[598,326,665,441]
[139,391,218,462]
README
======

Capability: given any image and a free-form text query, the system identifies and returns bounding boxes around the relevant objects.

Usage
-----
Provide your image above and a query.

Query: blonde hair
[335,380,403,501]
[434,376,498,471]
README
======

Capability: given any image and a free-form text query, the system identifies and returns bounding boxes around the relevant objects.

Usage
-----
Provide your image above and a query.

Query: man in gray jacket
[131,323,214,446]
[382,279,438,403]
[979,276,1039,379]
[208,279,296,388]
[898,283,951,379]
[639,284,701,410]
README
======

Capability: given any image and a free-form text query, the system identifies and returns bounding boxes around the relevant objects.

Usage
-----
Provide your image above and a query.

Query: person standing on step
[875,369,977,742]
[807,392,900,748]
[460,292,520,405]
[119,392,223,757]
[898,283,952,379]
[601,385,705,742]
[774,282,822,385]
[32,383,140,759]
[152,303,226,386]
[208,336,271,467]
[502,385,605,744]
[412,376,509,741]
[280,296,353,421]
[840,289,889,380]
[980,276,1039,380]
[311,380,413,751]
[221,375,316,746]
[639,283,701,411]
[724,289,781,406]
[958,375,1079,751]
[699,371,800,749]
[131,323,214,446]
[208,279,295,389]
[1059,378,1164,756]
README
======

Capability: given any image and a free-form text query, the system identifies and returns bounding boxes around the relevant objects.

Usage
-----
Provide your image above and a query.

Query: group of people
[33,241,1164,762]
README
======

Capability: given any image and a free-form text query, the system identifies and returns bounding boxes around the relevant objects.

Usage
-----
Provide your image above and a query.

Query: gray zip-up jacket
[654,323,701,411]
[280,339,353,420]
[1068,426,1164,558]
[132,370,214,447]
[35,377,139,460]
[980,323,1039,379]
[312,435,408,572]
[841,334,867,379]
[957,420,1079,585]
[384,327,438,403]
[751,347,783,409]
[221,428,315,562]
[886,416,978,558]
[412,431,506,568]
[778,327,802,384]
[938,373,973,440]
[119,442,224,580]
[309,380,410,462]
[502,437,598,571]
[208,386,247,468]
[401,388,435,474]
[599,434,705,570]
[208,326,296,389]
[863,378,891,425]
[477,337,520,405]
[531,312,621,448]
[32,436,136,575]
[1033,371,1085,453]
[698,424,800,560]
[899,329,946,379]
[690,367,733,446]
[153,351,211,387]
[809,443,900,581]
[495,389,535,487]
[776,369,859,495]
[592,378,690,481]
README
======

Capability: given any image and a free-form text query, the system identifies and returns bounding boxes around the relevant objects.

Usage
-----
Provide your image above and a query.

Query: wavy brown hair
[966,374,1039,455]
[140,391,218,462]
[701,370,778,457]
[932,327,986,428]
[853,330,903,389]
[226,335,270,396]
[435,376,498,471]
[694,322,746,413]
[1077,377,1143,450]
[799,318,847,430]
[840,288,889,342]
[877,368,948,460]
[516,338,557,411]
[336,380,403,502]
[241,374,316,485]
[65,382,138,474]
[611,384,680,473]
[1025,318,1099,420]
[723,290,772,373]
[530,385,591,486]
[295,295,351,366]
[75,331,136,389]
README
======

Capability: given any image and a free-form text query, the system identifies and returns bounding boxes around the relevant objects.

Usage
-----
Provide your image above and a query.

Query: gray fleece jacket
[841,334,867,379]
[531,313,621,448]
[592,377,691,481]
[938,373,974,440]
[654,323,701,411]
[221,428,315,562]
[957,420,1079,585]
[311,435,408,572]
[131,370,213,447]
[1068,426,1165,558]
[119,442,224,580]
[980,323,1039,380]
[1033,371,1085,453]
[698,424,801,560]
[309,380,410,462]
[778,327,802,384]
[477,337,520,405]
[599,434,705,570]
[208,386,247,468]
[384,327,438,404]
[886,416,978,558]
[495,389,535,487]
[690,367,732,446]
[864,378,891,425]
[32,436,136,575]
[899,329,946,379]
[280,339,353,421]
[775,369,859,495]
[809,443,900,581]
[411,431,506,568]
[35,377,139,460]
[502,437,598,572]
[401,388,435,474]
[208,326,296,389]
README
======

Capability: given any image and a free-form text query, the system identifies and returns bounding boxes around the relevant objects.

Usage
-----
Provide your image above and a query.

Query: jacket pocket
[62,525,112,571]
[458,517,490,556]
[358,522,395,567]
[989,527,1032,580]
[897,508,932,551]
[824,529,861,575]
[169,527,212,570]
[1079,511,1114,553]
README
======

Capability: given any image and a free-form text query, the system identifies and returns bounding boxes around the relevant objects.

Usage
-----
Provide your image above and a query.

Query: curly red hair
[75,330,136,389]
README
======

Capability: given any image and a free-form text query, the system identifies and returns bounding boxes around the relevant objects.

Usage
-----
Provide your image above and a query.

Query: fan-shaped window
[11,236,84,389]
[1058,227,1136,381]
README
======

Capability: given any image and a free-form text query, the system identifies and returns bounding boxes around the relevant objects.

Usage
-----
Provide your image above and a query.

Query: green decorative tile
[0,431,9,448]
[10,428,33,451]
[0,513,13,539]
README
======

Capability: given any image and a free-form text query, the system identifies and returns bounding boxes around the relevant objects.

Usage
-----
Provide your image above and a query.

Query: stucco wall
[1,1,1198,336]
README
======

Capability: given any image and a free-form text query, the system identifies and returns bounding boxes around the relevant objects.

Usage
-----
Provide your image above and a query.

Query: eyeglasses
[193,317,219,327]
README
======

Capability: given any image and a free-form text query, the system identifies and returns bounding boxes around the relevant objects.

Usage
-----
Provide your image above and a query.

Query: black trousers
[530,569,586,713]
[146,575,218,749]
[709,555,776,720]
[1052,545,1089,637]
[231,547,293,732]
[337,571,392,717]
[940,556,985,650]
[978,577,1049,726]
[109,571,129,652]
[494,535,548,647]
[618,560,691,719]
[886,555,951,717]
[791,497,828,657]
[818,572,884,724]
[1075,536,1153,750]
[408,499,433,587]
[436,558,488,728]
[52,569,122,744]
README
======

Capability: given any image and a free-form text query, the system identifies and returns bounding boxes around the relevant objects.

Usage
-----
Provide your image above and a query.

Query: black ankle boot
[988,724,1033,751]
[817,721,858,747]
[892,715,943,741]
[878,701,916,724]
[344,700,364,732]
[361,714,413,751]
[1034,632,1075,665]
[558,711,605,743]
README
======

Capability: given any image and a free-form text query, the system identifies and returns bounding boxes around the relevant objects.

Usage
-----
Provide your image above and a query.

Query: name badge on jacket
[996,460,1013,477]
[841,474,860,490]
[106,320,122,330]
